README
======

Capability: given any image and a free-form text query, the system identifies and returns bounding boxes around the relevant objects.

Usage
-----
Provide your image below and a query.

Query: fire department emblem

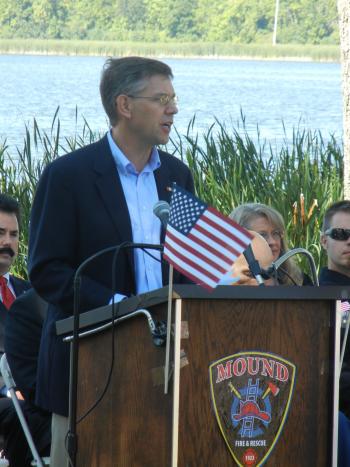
[209,351,296,466]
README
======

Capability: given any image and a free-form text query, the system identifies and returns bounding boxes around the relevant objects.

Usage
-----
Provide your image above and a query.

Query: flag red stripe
[192,221,241,257]
[164,241,221,283]
[166,229,232,268]
[165,239,221,282]
[207,206,254,238]
[203,209,250,249]
[163,254,214,290]
[188,227,239,260]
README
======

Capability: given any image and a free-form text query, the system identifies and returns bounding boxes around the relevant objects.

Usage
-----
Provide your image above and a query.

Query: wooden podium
[57,286,347,467]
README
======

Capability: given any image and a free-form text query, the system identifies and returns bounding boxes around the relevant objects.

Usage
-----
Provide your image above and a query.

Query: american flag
[163,185,253,289]
[340,300,350,326]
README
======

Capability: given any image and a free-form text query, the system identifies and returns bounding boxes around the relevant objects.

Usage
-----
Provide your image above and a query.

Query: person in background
[0,193,30,378]
[0,193,32,464]
[28,56,194,467]
[319,200,350,467]
[230,202,312,285]
[3,289,51,467]
[0,193,30,320]
[320,200,350,287]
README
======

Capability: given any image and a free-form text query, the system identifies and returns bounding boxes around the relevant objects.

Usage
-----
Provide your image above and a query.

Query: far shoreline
[0,39,340,63]
[0,51,340,64]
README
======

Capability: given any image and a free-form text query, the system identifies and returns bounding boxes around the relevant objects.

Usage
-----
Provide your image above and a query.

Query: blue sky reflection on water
[0,55,342,156]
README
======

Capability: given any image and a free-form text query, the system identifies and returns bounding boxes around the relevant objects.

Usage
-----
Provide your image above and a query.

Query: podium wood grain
[76,303,172,467]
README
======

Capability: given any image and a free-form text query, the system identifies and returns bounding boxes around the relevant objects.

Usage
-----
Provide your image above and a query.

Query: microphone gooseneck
[153,200,170,229]
[266,248,319,286]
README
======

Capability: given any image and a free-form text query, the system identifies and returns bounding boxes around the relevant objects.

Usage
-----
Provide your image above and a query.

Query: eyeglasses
[325,228,350,241]
[258,230,283,241]
[127,94,178,106]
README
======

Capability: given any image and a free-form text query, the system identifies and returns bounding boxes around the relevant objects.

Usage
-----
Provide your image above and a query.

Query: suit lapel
[94,142,173,240]
[9,275,30,297]
[92,136,134,275]
[0,301,6,315]
[154,154,174,285]
[154,154,173,205]
[93,136,133,244]
[92,142,177,287]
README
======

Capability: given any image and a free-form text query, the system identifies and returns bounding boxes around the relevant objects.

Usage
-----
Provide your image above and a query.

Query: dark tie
[0,276,15,310]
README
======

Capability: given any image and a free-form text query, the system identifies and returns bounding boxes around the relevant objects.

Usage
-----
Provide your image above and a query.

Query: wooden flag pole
[164,264,174,394]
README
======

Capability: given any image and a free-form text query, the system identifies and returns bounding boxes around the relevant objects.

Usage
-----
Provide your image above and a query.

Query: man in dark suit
[0,193,30,368]
[2,289,51,466]
[0,193,31,463]
[319,200,350,417]
[319,200,350,467]
[28,56,194,467]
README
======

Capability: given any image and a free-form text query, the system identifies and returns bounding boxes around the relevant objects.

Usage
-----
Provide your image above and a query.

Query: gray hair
[230,203,303,285]
[230,203,285,236]
[100,56,173,126]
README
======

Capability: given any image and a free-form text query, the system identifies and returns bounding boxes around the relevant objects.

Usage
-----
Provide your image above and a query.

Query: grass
[0,39,340,62]
[0,111,343,278]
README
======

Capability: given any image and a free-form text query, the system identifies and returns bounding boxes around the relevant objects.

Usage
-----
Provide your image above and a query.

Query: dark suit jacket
[3,289,51,466]
[0,275,30,388]
[5,288,47,402]
[28,134,194,416]
[319,267,350,418]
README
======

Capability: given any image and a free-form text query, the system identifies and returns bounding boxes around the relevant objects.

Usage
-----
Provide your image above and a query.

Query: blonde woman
[230,203,310,285]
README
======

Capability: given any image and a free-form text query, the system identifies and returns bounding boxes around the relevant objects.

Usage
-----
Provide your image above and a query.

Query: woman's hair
[230,203,303,285]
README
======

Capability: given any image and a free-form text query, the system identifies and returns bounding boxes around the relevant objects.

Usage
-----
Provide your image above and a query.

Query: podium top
[56,284,350,337]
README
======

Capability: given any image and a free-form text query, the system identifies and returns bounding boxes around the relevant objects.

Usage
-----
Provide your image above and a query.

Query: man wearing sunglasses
[319,200,350,466]
[320,200,350,286]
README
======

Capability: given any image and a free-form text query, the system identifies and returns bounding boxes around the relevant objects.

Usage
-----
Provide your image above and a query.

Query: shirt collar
[107,130,161,175]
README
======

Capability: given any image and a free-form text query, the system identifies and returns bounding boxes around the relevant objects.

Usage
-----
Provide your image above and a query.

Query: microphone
[243,244,265,286]
[153,200,170,229]
[265,248,319,286]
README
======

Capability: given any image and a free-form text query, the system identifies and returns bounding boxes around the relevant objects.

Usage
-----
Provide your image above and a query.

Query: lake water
[0,55,342,154]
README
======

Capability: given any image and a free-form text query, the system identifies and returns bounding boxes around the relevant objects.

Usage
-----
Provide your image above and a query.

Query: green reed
[0,39,340,62]
[0,111,343,278]
[171,117,343,271]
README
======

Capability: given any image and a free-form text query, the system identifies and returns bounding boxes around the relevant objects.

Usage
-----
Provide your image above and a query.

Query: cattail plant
[1,111,343,278]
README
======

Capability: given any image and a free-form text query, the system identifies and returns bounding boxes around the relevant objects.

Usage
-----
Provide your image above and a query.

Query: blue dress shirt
[107,131,163,297]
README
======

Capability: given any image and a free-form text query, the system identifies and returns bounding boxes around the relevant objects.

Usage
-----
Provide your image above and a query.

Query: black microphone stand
[243,244,265,286]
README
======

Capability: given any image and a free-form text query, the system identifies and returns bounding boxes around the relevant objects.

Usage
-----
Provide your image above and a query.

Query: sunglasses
[325,228,350,241]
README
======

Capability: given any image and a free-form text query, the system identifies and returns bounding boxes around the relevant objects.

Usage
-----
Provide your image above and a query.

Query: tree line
[0,0,339,44]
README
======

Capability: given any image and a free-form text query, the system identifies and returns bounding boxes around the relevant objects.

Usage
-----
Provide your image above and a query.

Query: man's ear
[320,233,328,251]
[115,94,132,119]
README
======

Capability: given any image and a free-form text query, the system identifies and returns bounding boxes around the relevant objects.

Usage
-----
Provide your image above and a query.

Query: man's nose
[166,102,178,115]
[1,233,11,245]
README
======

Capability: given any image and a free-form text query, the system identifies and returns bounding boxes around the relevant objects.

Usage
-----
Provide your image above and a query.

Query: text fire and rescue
[216,356,289,383]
